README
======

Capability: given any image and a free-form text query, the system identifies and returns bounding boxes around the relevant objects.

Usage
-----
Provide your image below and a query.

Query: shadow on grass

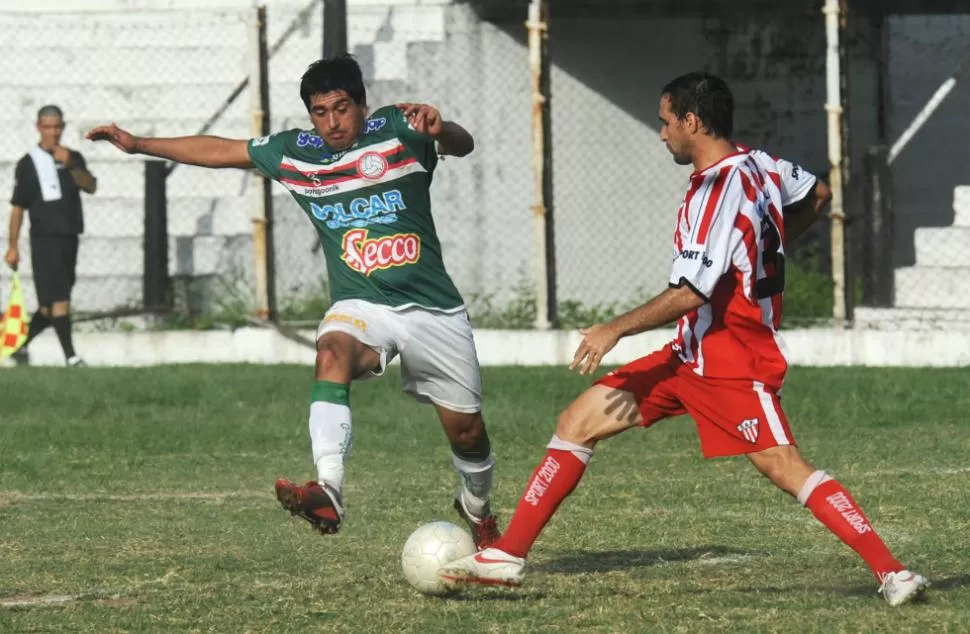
[442,589,546,602]
[733,572,969,600]
[533,545,767,575]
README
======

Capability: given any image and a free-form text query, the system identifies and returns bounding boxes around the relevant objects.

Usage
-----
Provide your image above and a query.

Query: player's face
[36,115,65,148]
[658,95,692,166]
[307,90,367,151]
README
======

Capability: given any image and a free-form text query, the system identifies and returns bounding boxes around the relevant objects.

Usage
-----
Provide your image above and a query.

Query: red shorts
[595,345,796,458]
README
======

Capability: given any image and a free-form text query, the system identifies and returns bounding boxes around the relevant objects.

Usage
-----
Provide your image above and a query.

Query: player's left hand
[395,103,443,137]
[570,323,621,376]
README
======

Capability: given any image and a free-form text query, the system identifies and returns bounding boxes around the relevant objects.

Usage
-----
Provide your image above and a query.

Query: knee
[446,413,486,451]
[315,339,352,379]
[555,405,596,447]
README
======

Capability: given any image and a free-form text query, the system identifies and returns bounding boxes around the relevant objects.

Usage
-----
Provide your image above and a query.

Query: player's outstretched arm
[395,103,474,157]
[783,179,832,244]
[85,123,253,169]
[570,286,705,375]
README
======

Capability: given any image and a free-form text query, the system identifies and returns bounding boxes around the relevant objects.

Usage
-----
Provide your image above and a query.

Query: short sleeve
[670,167,742,300]
[247,131,289,180]
[10,158,34,208]
[387,107,438,173]
[775,157,817,207]
[69,151,88,171]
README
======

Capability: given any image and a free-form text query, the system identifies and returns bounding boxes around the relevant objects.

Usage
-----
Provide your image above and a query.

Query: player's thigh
[678,375,797,459]
[315,299,401,381]
[559,347,685,446]
[397,309,482,414]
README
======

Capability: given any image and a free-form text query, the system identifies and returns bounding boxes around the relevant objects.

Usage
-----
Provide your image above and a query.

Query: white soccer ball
[400,520,477,596]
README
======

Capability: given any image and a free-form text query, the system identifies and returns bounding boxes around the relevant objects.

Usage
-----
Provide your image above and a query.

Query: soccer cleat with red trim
[438,547,525,588]
[453,496,502,550]
[274,479,344,535]
[879,570,929,606]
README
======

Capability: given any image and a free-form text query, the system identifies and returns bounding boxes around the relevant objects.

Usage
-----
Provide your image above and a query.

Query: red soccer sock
[804,478,904,581]
[494,447,589,558]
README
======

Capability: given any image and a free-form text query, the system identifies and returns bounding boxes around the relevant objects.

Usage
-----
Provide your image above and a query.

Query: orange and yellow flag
[1,272,29,359]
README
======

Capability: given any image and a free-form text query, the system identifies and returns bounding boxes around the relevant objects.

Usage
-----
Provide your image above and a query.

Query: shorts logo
[323,313,367,332]
[737,418,760,443]
[357,152,388,180]
[341,229,421,276]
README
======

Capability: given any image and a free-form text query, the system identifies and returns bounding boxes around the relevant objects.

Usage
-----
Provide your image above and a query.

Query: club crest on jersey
[357,152,388,180]
[737,418,760,443]
[341,229,421,276]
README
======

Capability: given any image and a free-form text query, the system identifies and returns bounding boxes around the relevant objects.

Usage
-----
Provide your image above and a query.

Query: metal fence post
[323,0,348,58]
[527,0,555,330]
[861,145,894,306]
[144,160,171,313]
[250,5,276,321]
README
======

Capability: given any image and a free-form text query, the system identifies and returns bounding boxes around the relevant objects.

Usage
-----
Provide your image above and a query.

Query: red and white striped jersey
[668,149,817,389]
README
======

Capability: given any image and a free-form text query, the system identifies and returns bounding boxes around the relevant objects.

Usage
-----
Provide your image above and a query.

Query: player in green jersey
[86,54,501,548]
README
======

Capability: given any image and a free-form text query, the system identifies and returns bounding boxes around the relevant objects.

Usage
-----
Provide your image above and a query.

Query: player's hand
[395,103,443,137]
[85,123,139,154]
[52,145,71,165]
[570,323,621,376]
[4,248,19,271]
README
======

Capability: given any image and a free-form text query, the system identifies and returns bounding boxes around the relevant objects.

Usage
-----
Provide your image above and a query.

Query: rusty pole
[527,0,554,330]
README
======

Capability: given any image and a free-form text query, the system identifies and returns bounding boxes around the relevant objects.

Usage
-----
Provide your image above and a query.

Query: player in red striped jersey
[440,72,927,606]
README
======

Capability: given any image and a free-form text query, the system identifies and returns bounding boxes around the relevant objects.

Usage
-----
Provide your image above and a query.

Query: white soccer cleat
[879,570,928,606]
[437,547,526,588]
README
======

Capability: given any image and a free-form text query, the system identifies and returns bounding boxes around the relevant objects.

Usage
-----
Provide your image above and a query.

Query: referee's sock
[24,311,50,346]
[51,314,77,360]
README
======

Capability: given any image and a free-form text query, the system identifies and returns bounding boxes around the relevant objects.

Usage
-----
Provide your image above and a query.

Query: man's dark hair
[37,104,64,121]
[661,72,733,139]
[300,54,366,110]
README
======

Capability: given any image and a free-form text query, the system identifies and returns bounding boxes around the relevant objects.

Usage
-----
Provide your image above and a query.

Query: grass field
[1,364,968,633]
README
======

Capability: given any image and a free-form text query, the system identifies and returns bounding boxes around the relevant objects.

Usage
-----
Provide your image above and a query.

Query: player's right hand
[4,248,19,271]
[85,123,138,154]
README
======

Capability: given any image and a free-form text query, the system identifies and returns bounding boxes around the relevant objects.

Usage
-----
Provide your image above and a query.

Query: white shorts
[315,299,483,414]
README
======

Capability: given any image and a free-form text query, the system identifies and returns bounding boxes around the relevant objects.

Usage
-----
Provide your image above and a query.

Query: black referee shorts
[29,234,79,306]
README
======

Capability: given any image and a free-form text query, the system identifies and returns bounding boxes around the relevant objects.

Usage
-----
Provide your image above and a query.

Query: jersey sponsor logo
[678,249,713,268]
[310,189,406,229]
[363,117,387,134]
[737,418,760,443]
[356,152,388,180]
[296,131,324,148]
[341,229,421,276]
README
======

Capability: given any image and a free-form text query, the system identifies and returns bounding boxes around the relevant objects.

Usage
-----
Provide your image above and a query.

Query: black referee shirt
[10,148,87,235]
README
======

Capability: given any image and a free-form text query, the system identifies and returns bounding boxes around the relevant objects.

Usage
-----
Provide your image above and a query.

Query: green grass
[1,365,968,633]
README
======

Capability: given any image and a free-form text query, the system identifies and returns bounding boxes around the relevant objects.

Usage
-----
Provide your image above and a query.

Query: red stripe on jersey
[769,171,781,189]
[696,166,732,245]
[739,171,757,203]
[734,213,759,300]
[683,176,705,233]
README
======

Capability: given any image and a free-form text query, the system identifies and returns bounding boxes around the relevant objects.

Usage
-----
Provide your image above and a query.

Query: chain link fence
[874,14,970,324]
[9,2,962,332]
[0,6,258,325]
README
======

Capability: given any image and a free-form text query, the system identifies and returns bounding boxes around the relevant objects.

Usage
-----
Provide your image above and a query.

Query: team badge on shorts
[737,418,760,443]
[357,152,388,180]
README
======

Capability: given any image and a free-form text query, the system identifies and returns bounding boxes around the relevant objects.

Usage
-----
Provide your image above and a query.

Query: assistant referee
[5,105,97,366]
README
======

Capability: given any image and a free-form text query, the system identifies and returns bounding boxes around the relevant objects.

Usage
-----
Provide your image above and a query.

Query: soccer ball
[400,521,477,596]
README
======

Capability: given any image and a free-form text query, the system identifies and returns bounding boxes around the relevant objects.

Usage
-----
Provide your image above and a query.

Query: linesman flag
[1,272,29,359]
